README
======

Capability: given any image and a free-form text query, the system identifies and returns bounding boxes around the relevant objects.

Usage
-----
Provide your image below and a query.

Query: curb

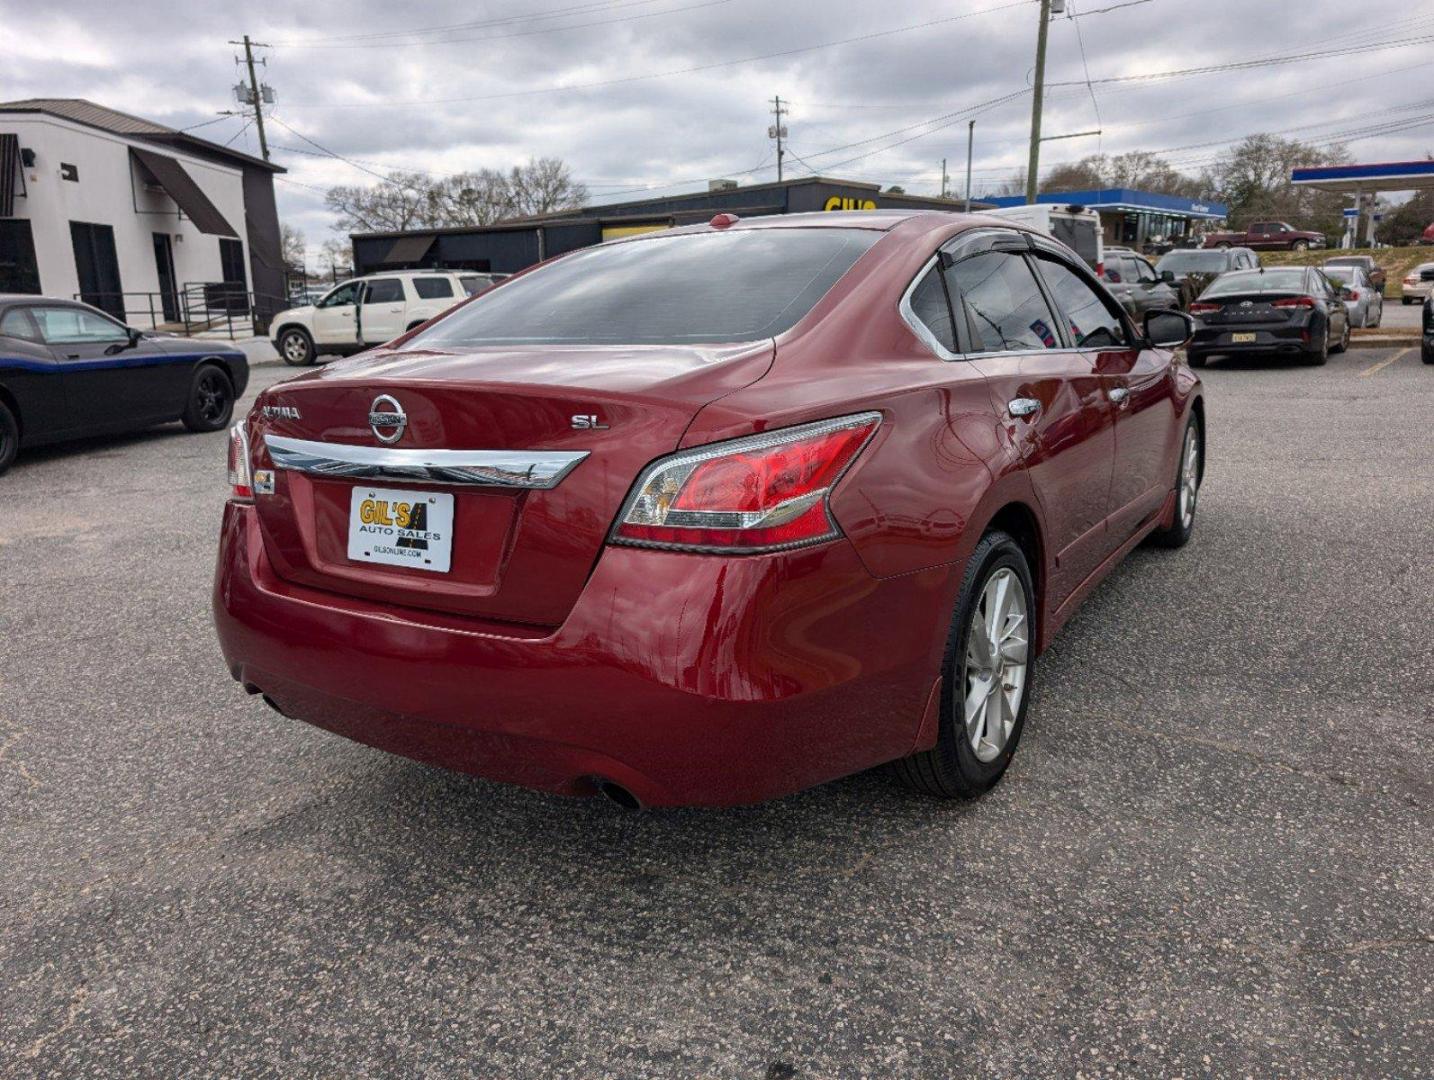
[1348,335,1420,349]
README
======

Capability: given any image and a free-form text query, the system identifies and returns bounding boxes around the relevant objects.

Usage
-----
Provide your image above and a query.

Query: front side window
[947,251,1061,353]
[318,282,360,308]
[364,278,405,304]
[413,277,455,299]
[907,265,957,353]
[1033,256,1130,349]
[413,228,880,347]
[1133,258,1158,284]
[32,305,129,344]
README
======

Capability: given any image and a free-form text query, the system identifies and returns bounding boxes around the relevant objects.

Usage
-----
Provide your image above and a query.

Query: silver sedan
[1321,264,1383,328]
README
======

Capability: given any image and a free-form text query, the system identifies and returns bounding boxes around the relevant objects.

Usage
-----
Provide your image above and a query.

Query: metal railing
[73,283,287,340]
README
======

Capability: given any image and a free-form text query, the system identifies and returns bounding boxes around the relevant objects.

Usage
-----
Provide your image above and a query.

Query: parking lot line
[1358,346,1414,378]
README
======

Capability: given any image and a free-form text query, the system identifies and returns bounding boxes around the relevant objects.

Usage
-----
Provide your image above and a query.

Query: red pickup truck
[1202,221,1326,251]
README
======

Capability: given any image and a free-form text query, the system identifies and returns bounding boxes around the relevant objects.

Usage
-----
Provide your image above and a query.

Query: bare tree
[280,224,306,274]
[1207,135,1351,234]
[318,238,353,283]
[324,159,587,233]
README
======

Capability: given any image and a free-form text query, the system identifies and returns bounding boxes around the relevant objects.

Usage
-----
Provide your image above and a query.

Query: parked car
[0,296,247,475]
[1102,248,1181,316]
[1187,266,1351,367]
[1423,294,1433,364]
[1420,223,1434,246]
[270,270,493,366]
[1318,264,1382,328]
[1202,221,1326,251]
[990,203,1103,274]
[1322,254,1385,296]
[1400,262,1434,305]
[215,211,1203,808]
[1154,247,1260,307]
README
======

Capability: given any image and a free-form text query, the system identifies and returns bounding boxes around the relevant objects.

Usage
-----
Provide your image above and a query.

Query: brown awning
[0,134,19,217]
[380,233,435,265]
[129,146,237,237]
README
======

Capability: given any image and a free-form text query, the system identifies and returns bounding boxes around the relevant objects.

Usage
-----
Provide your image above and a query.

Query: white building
[0,98,286,329]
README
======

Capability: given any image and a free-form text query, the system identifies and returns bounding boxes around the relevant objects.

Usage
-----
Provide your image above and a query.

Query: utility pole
[1025,0,1052,204]
[965,120,976,213]
[769,96,788,183]
[940,158,948,199]
[229,35,272,161]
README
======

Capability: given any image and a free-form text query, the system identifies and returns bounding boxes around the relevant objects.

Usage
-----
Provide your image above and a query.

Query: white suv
[270,270,503,366]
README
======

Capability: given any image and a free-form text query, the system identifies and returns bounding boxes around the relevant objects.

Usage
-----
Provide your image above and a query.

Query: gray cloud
[4,0,1432,246]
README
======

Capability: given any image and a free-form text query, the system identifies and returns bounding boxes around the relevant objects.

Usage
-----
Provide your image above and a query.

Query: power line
[278,0,1038,109]
[270,0,734,50]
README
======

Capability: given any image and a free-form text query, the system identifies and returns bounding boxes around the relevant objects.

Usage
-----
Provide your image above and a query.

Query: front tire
[278,326,316,367]
[1147,417,1201,549]
[891,530,1035,799]
[181,364,235,433]
[1187,350,1208,368]
[0,400,18,475]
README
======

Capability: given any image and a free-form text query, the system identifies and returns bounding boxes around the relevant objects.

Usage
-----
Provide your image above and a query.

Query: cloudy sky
[6,0,1432,257]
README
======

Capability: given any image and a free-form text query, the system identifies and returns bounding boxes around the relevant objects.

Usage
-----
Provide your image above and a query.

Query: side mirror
[1160,270,1176,284]
[1144,308,1194,349]
[129,327,144,345]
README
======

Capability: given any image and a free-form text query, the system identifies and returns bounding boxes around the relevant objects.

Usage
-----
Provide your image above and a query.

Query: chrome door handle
[1008,397,1041,418]
[1108,387,1130,405]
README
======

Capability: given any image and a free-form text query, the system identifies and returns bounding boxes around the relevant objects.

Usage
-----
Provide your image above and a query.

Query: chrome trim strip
[263,434,588,489]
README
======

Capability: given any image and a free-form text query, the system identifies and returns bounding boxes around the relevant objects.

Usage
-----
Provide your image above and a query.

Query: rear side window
[0,307,40,342]
[365,278,405,303]
[413,277,454,299]
[413,229,880,347]
[907,266,957,353]
[1049,216,1100,269]
[1034,256,1130,349]
[459,275,492,296]
[947,251,1061,353]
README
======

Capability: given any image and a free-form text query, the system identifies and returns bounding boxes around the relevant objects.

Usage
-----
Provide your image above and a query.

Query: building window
[0,219,41,294]
[219,237,247,287]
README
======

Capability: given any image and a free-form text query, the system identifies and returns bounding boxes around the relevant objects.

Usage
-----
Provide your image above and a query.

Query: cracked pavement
[0,347,1430,1078]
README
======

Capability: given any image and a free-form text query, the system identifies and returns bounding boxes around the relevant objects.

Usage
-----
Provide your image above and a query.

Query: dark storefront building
[352,177,988,276]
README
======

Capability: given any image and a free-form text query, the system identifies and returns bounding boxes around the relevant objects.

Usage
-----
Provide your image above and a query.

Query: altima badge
[263,405,301,421]
[369,395,407,443]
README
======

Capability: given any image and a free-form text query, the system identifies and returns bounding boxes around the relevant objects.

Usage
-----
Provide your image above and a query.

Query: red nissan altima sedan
[214,211,1203,807]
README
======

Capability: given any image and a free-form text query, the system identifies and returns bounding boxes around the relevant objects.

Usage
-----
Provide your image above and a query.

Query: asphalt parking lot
[1,348,1430,1078]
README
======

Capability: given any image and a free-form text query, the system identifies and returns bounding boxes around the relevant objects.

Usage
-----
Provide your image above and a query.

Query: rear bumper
[1190,319,1318,354]
[213,503,949,806]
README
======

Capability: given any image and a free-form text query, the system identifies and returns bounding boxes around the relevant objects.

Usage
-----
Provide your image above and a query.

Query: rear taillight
[1405,275,1419,285]
[611,412,881,553]
[227,422,253,500]
[1272,296,1317,309]
[1188,302,1220,314]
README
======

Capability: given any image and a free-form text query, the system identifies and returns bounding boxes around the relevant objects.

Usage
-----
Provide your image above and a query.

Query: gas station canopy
[1290,160,1434,193]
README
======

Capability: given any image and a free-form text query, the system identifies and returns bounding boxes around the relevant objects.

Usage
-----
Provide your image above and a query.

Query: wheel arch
[978,500,1046,639]
[273,322,312,344]
[0,381,21,440]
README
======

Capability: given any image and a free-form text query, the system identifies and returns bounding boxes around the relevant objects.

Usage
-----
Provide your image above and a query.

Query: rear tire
[1403,297,1414,306]
[1423,343,1434,364]
[278,326,316,367]
[891,530,1035,799]
[181,364,235,433]
[1147,416,1201,549]
[1186,350,1208,368]
[1303,322,1330,366]
[0,400,18,476]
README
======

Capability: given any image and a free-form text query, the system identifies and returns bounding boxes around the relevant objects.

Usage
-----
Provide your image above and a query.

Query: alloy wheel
[962,568,1029,763]
[196,370,230,423]
[282,332,309,364]
[1179,425,1200,530]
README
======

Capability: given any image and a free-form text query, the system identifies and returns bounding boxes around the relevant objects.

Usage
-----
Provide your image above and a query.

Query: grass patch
[1259,245,1432,300]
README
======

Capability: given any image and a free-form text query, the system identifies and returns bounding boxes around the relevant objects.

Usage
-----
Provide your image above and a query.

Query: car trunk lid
[246,342,773,627]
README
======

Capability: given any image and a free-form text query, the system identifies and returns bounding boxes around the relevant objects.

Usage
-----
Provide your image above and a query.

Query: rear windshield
[411,228,880,347]
[1049,216,1099,268]
[1204,268,1307,296]
[1156,250,1230,273]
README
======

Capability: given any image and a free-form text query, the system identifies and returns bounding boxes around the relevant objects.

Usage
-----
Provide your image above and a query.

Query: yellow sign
[824,196,878,211]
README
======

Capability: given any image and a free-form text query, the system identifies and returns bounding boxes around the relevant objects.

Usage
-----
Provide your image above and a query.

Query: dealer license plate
[347,486,453,573]
[1231,332,1257,343]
